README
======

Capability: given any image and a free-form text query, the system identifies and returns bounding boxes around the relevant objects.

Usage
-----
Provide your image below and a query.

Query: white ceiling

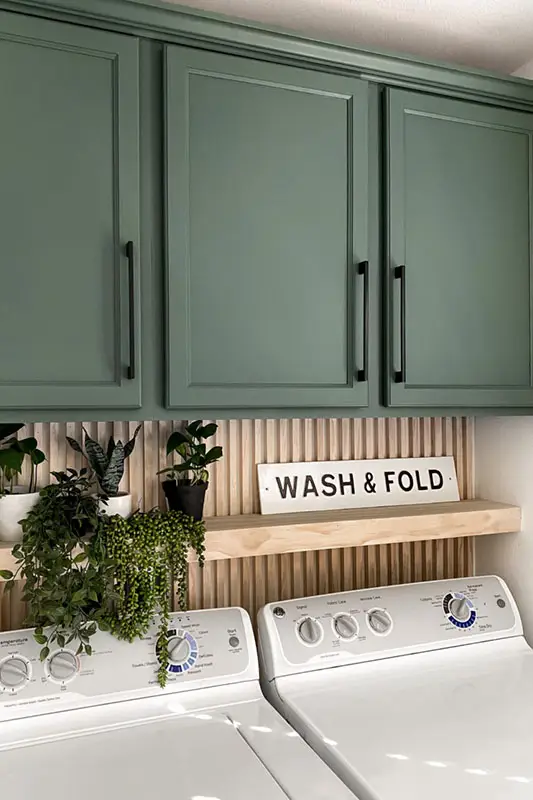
[164,0,533,73]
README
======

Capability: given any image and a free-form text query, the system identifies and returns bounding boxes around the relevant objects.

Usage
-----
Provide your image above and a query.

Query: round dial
[297,617,323,646]
[161,628,198,674]
[449,597,470,622]
[0,656,30,691]
[167,636,191,665]
[333,614,358,640]
[443,592,476,629]
[367,608,393,636]
[47,651,79,683]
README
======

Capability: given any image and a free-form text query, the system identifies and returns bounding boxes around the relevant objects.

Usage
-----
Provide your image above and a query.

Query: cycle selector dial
[297,616,323,646]
[163,629,198,675]
[0,656,30,692]
[333,614,359,640]
[449,597,470,621]
[443,592,476,629]
[367,609,393,636]
[47,651,79,683]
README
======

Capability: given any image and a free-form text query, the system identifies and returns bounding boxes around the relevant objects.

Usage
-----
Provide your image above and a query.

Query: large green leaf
[17,437,37,455]
[100,441,125,496]
[106,437,116,460]
[0,424,24,444]
[204,446,223,464]
[166,430,188,455]
[82,428,108,478]
[31,449,46,466]
[124,423,142,459]
[0,448,24,473]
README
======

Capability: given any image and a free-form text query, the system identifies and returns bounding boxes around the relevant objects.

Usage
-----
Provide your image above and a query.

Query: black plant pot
[162,479,208,521]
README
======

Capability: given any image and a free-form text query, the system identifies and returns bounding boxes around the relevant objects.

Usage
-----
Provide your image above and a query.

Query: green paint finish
[386,89,533,408]
[0,12,141,409]
[165,46,370,408]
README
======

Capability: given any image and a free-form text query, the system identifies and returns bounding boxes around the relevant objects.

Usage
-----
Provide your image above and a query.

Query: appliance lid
[1,712,291,799]
[276,637,533,800]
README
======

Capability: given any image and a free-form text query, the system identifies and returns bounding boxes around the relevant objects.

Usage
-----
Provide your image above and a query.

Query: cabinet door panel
[386,89,533,407]
[165,47,369,409]
[0,13,140,409]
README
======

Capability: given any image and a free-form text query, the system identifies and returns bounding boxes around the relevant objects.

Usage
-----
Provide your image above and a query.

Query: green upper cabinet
[165,46,370,410]
[386,89,533,408]
[0,13,141,410]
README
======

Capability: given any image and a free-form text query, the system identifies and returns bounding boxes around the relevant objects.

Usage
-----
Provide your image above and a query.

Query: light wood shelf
[0,499,520,575]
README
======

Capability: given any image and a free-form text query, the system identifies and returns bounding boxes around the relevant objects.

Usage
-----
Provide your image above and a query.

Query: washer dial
[46,650,79,684]
[297,616,323,646]
[443,591,476,629]
[0,655,31,693]
[160,629,198,674]
[367,608,393,636]
[333,613,359,640]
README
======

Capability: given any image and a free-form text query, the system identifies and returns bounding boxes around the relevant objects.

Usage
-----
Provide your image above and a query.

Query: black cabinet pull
[126,241,136,381]
[393,264,406,383]
[356,260,369,382]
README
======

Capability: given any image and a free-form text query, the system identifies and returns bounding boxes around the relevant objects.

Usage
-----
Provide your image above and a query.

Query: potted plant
[0,424,46,543]
[0,469,113,658]
[100,508,205,687]
[67,425,142,517]
[158,421,223,520]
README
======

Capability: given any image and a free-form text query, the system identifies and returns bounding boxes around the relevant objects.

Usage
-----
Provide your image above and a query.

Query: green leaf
[76,643,83,655]
[100,441,125,496]
[34,634,47,645]
[66,436,84,455]
[204,446,223,464]
[106,437,116,460]
[166,431,188,455]
[82,428,108,478]
[0,423,24,444]
[197,423,218,440]
[57,634,66,648]
[88,590,98,603]
[73,553,86,564]
[186,420,203,438]
[85,644,93,656]
[71,589,86,604]
[40,646,50,662]
[0,570,13,580]
[124,423,142,459]
[31,449,46,466]
[16,437,37,455]
[4,580,14,592]
[0,447,24,474]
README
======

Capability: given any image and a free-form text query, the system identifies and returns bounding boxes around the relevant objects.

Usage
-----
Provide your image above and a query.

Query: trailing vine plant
[0,470,114,658]
[100,509,206,687]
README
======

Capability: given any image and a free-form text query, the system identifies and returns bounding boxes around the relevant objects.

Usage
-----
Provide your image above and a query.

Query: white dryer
[0,606,356,800]
[258,575,533,800]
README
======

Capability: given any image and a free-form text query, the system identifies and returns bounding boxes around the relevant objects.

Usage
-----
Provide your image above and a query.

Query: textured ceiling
[163,0,533,73]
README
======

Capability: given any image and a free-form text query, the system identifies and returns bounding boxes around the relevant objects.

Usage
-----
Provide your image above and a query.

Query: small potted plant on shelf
[0,424,46,543]
[67,425,142,517]
[100,509,205,687]
[0,469,113,658]
[158,421,223,520]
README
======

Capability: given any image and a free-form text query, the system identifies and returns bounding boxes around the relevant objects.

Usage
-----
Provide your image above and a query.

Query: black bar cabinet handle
[393,264,406,383]
[356,260,369,382]
[126,241,136,381]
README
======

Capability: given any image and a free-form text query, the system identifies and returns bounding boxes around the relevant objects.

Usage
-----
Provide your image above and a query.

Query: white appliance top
[258,575,532,800]
[0,606,356,800]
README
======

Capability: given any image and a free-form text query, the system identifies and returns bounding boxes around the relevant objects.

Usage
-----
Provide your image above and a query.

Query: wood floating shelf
[0,499,521,576]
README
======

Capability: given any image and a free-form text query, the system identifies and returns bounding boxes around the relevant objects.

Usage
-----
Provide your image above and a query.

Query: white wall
[475,417,533,641]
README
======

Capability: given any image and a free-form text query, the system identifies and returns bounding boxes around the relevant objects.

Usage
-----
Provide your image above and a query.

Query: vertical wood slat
[2,417,473,631]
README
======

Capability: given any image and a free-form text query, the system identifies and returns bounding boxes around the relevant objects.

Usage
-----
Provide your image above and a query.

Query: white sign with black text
[257,457,459,515]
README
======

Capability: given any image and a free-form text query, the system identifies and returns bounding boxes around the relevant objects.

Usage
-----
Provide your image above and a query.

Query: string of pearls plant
[101,509,206,687]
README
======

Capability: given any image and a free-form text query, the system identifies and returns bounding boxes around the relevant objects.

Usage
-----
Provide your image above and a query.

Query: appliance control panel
[0,607,256,719]
[258,575,521,678]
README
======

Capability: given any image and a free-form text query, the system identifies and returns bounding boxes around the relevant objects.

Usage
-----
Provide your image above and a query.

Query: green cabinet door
[386,89,533,408]
[165,47,369,410]
[0,13,141,410]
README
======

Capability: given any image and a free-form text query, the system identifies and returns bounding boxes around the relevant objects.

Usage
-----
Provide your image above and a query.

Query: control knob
[333,614,358,640]
[449,597,470,622]
[167,636,191,666]
[297,617,323,646]
[48,651,78,682]
[367,609,393,635]
[0,657,30,690]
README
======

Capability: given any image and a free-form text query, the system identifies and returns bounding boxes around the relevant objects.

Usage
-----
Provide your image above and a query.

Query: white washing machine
[0,606,357,799]
[258,575,533,800]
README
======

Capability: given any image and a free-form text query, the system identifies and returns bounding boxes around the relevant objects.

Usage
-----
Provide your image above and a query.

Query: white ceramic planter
[0,488,40,543]
[98,493,132,518]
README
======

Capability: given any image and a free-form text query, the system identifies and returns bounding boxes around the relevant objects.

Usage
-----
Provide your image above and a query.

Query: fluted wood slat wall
[0,417,473,631]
